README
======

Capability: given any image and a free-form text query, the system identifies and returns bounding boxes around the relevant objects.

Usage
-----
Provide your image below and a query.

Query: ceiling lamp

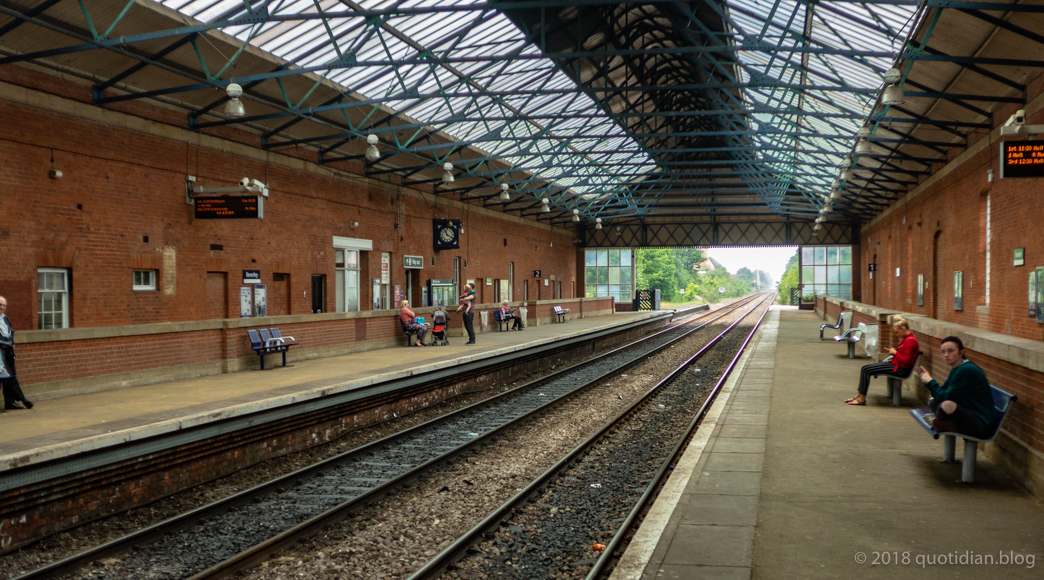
[831,178,840,189]
[364,134,380,162]
[855,139,872,154]
[595,217,603,230]
[840,157,852,169]
[830,189,842,200]
[441,162,454,184]
[883,67,902,85]
[224,83,245,117]
[857,125,871,139]
[841,168,854,181]
[572,209,580,222]
[882,85,905,106]
[824,202,833,212]
[541,197,550,213]
[499,183,511,201]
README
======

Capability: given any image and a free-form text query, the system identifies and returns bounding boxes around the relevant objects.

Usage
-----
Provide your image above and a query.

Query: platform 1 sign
[1000,140,1044,178]
[195,195,263,219]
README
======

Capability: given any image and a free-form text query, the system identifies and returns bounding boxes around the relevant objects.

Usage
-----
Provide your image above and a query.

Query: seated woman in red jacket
[844,318,919,406]
[399,300,428,346]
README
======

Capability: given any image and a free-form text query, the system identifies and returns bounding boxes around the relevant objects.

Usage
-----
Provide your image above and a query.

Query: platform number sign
[718,287,726,294]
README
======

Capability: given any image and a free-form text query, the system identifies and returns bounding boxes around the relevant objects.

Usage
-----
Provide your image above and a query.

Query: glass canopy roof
[150,0,920,218]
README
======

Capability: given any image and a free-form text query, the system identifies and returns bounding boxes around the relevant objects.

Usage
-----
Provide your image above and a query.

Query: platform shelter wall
[0,64,585,396]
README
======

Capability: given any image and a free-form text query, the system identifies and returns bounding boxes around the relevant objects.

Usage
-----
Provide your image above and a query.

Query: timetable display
[194,196,263,219]
[1001,140,1044,178]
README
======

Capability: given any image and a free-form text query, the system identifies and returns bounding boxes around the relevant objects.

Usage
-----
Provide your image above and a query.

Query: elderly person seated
[399,300,428,346]
[501,300,523,330]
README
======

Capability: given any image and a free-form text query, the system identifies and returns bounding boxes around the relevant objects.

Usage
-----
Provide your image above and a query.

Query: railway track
[412,293,774,579]
[12,299,758,579]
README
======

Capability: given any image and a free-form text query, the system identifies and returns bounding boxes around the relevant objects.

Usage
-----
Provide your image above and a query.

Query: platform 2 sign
[1000,140,1044,178]
[194,196,264,219]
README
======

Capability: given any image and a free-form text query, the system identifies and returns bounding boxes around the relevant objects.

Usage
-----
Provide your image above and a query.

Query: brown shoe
[931,417,959,433]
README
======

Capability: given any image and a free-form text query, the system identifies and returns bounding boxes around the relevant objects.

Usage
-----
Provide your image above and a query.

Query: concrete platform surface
[0,310,666,470]
[617,307,1044,580]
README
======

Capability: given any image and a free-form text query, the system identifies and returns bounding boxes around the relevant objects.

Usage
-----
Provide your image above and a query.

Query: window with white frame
[38,268,69,329]
[133,269,158,291]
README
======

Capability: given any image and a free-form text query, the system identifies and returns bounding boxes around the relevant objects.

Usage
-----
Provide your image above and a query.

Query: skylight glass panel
[152,0,655,199]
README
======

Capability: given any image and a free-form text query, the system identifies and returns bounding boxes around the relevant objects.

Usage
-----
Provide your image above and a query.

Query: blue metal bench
[833,322,865,359]
[820,310,851,339]
[909,385,1017,482]
[874,352,922,406]
[492,309,510,331]
[247,328,295,370]
[552,305,569,322]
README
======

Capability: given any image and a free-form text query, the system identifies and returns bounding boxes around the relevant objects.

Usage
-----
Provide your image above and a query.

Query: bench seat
[820,310,851,340]
[492,309,509,331]
[833,323,865,359]
[247,328,296,370]
[909,385,1017,482]
[552,305,570,323]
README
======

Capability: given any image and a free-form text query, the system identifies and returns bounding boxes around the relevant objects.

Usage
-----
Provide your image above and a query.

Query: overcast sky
[705,247,798,284]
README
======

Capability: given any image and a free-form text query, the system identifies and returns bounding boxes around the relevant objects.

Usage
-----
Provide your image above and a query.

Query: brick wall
[0,70,592,393]
[0,86,577,330]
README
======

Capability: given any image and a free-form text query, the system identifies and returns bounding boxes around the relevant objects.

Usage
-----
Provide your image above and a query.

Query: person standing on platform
[457,282,476,345]
[0,296,34,410]
[844,318,919,405]
[917,336,995,437]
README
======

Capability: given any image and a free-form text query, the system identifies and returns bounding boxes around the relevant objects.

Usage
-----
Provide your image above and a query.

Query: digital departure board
[1000,140,1044,178]
[194,196,263,219]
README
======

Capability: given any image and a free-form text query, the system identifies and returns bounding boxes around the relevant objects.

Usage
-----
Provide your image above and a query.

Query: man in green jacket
[917,336,995,438]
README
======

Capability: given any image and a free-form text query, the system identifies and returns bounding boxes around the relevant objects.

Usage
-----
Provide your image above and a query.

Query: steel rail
[10,300,744,580]
[407,293,774,580]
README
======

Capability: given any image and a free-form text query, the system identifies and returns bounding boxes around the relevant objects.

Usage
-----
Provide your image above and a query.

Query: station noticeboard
[1000,140,1044,179]
[194,196,264,219]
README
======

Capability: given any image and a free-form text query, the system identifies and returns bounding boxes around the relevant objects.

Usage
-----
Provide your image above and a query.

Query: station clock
[433,218,460,250]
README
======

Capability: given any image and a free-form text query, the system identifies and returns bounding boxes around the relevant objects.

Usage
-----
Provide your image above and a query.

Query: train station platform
[616,307,1044,579]
[0,309,670,471]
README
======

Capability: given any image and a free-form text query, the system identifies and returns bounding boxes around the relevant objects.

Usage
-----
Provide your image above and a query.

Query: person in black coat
[0,296,34,410]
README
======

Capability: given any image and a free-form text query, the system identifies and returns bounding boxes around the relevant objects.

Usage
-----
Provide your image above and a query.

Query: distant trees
[635,249,680,301]
[776,250,800,304]
[636,247,762,304]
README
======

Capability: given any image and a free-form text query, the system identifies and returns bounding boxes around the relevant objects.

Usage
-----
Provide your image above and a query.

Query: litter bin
[519,307,528,327]
[479,310,489,328]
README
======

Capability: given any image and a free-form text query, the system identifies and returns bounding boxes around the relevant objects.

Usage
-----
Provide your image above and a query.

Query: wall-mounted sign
[381,253,390,284]
[486,277,493,286]
[868,263,877,272]
[195,196,263,219]
[243,270,261,284]
[404,255,424,269]
[1001,140,1044,178]
[239,287,252,317]
[533,270,542,278]
[1014,247,1025,266]
[253,284,267,317]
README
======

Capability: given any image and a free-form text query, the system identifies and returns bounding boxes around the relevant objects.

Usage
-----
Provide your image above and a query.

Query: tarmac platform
[0,310,668,470]
[614,307,1044,579]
